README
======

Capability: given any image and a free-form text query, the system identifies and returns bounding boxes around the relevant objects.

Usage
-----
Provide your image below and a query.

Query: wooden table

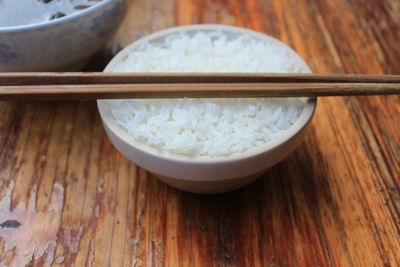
[0,0,399,266]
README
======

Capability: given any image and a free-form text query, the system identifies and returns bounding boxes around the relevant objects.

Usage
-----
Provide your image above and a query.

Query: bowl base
[153,171,266,194]
[56,59,89,71]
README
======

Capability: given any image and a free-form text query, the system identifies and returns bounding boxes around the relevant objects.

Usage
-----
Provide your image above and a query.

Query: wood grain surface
[0,0,399,266]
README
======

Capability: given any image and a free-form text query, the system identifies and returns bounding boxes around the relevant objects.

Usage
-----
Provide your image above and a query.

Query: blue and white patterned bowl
[0,0,126,71]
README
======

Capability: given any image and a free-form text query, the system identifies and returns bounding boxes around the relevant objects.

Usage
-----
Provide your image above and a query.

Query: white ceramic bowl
[0,0,126,71]
[98,24,317,194]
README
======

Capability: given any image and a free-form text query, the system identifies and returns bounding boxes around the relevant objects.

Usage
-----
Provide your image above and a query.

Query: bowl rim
[0,0,115,31]
[97,24,317,165]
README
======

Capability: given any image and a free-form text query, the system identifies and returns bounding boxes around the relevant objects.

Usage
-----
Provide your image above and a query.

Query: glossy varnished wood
[0,0,399,266]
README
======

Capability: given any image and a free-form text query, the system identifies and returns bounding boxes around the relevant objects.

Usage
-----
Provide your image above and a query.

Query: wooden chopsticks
[0,72,399,100]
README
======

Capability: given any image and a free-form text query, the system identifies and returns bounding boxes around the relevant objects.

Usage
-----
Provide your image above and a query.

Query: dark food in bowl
[0,0,103,27]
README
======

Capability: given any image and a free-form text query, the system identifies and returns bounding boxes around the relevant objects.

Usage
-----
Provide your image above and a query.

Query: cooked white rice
[109,31,309,157]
